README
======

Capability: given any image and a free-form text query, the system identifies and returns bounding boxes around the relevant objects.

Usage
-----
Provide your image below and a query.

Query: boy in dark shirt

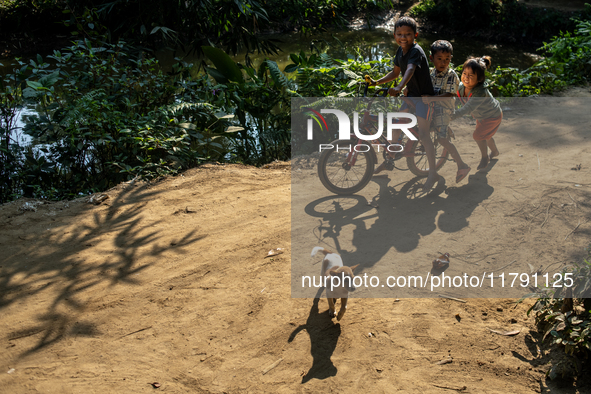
[369,16,439,191]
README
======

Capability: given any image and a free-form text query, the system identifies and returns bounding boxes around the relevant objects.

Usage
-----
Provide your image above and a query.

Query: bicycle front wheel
[406,131,450,177]
[318,140,376,195]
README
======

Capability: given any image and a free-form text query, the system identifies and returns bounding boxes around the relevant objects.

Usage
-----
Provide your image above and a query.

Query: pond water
[1,28,541,81]
[252,29,540,70]
[156,28,542,74]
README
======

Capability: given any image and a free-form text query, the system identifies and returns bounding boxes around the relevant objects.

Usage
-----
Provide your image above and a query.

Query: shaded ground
[1,95,591,392]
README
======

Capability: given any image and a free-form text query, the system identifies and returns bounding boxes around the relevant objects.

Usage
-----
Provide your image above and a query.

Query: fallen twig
[564,220,583,241]
[541,202,552,228]
[567,192,578,210]
[438,295,467,303]
[488,328,520,336]
[7,327,44,341]
[449,252,500,265]
[117,326,153,340]
[504,206,525,217]
[557,181,591,186]
[543,261,568,274]
[432,383,467,391]
[262,358,283,375]
[491,260,517,273]
[436,357,453,365]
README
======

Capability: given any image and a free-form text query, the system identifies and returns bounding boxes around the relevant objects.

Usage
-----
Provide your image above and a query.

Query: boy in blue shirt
[369,16,438,191]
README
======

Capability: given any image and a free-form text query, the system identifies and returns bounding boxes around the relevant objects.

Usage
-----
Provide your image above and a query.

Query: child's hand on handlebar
[388,86,402,96]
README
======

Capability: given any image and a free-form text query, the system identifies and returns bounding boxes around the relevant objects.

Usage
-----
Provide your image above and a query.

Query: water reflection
[156,29,541,74]
[1,29,540,78]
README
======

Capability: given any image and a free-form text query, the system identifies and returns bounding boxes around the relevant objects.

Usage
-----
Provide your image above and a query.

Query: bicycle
[317,79,452,195]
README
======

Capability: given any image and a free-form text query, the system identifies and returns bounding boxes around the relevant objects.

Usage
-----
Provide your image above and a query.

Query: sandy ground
[1,94,591,393]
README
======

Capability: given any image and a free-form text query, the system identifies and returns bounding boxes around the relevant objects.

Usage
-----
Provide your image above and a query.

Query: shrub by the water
[1,35,238,201]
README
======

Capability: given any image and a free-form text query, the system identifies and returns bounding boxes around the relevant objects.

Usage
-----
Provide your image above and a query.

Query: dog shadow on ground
[288,287,341,383]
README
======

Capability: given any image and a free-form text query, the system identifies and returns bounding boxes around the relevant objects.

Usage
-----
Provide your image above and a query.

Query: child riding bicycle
[367,16,439,191]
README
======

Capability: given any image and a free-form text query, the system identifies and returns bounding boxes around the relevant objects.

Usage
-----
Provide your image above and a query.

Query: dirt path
[1,95,591,392]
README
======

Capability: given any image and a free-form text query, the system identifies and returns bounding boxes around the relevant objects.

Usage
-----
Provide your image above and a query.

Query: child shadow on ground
[437,171,495,233]
[288,287,341,383]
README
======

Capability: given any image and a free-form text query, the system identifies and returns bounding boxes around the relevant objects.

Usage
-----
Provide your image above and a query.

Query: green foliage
[487,63,566,97]
[1,30,239,200]
[202,46,245,84]
[526,244,591,379]
[201,45,292,165]
[410,0,590,42]
[468,20,591,97]
[0,65,26,203]
[541,19,591,83]
[5,10,591,202]
[1,1,398,59]
[0,0,70,40]
[285,50,393,97]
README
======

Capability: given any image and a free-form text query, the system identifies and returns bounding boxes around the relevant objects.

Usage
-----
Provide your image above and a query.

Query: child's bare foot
[489,150,500,160]
[456,165,471,183]
[477,157,489,172]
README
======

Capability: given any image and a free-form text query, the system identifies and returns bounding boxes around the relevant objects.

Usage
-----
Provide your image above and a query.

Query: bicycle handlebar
[361,75,391,98]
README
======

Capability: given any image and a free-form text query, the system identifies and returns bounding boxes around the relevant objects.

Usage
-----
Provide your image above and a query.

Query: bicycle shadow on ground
[304,194,374,253]
[303,170,494,275]
[287,287,341,383]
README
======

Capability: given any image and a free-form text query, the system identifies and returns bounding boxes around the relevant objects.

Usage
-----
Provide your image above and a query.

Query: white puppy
[311,247,359,321]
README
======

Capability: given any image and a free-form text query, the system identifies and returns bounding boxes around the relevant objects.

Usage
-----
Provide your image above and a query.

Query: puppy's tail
[311,246,332,257]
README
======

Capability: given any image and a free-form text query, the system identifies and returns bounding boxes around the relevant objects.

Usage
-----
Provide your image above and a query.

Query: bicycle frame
[342,94,420,166]
[316,82,451,195]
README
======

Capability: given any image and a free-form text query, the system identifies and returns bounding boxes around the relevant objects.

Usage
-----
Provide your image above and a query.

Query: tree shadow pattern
[0,182,204,357]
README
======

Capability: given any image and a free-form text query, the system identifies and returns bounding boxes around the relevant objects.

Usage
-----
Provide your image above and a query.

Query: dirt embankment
[2,92,591,392]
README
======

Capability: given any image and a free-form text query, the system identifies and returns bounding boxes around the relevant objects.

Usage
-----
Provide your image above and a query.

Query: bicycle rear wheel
[318,139,376,195]
[406,130,450,177]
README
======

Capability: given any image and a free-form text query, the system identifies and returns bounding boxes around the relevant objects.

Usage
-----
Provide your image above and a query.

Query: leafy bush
[201,46,292,165]
[2,31,237,200]
[541,19,591,83]
[285,50,393,97]
[0,64,26,203]
[5,8,591,202]
[410,0,591,42]
[487,63,567,97]
[526,244,591,379]
[1,1,400,59]
[465,20,591,97]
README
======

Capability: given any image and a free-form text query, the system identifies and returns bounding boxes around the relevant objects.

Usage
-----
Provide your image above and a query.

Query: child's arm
[422,92,453,104]
[371,66,401,86]
[451,96,488,119]
[390,64,416,96]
